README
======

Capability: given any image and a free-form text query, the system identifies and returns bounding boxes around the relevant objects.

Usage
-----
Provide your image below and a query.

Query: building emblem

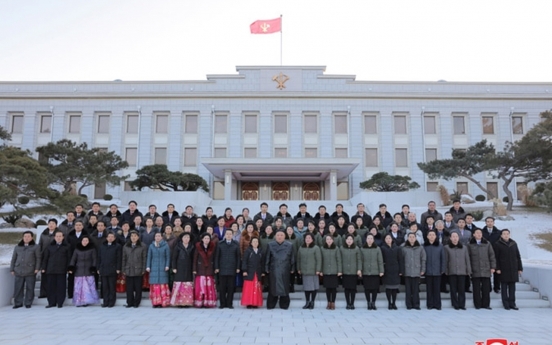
[272,72,289,90]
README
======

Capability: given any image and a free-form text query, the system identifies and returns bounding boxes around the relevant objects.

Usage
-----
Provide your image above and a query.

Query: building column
[224,170,233,201]
[329,170,337,200]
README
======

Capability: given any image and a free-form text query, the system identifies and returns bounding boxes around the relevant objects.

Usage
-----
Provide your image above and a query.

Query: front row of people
[10,224,522,310]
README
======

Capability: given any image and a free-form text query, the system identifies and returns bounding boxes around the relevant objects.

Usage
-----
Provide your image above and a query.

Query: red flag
[250,17,281,34]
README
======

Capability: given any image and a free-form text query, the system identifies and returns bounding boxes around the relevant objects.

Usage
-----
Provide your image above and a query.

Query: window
[486,182,498,200]
[364,115,377,134]
[425,148,437,162]
[512,116,523,134]
[124,181,133,191]
[274,114,287,134]
[482,116,494,134]
[305,148,317,158]
[214,114,227,133]
[456,182,468,195]
[11,115,23,134]
[154,148,167,165]
[125,148,137,166]
[334,114,347,134]
[214,147,226,158]
[97,115,110,134]
[127,115,139,134]
[304,115,317,133]
[185,114,198,134]
[395,148,408,167]
[365,148,378,167]
[335,148,348,158]
[69,115,81,134]
[156,115,168,134]
[453,116,465,135]
[275,148,287,158]
[427,182,438,192]
[424,116,436,134]
[184,148,197,166]
[244,115,257,133]
[40,115,52,133]
[394,115,407,134]
[244,148,257,158]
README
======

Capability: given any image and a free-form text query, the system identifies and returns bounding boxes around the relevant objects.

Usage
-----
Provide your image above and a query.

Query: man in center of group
[215,229,240,309]
[265,230,295,310]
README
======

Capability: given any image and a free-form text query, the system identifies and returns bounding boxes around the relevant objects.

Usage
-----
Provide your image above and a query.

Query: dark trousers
[13,275,36,307]
[218,275,236,307]
[449,275,466,308]
[493,272,501,291]
[47,273,66,307]
[101,275,117,307]
[126,276,143,307]
[404,277,420,309]
[501,281,516,308]
[440,273,448,292]
[67,272,74,298]
[472,277,491,308]
[266,293,290,309]
[39,273,48,297]
[425,275,441,309]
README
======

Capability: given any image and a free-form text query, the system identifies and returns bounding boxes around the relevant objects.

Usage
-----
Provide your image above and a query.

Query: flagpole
[280,14,283,66]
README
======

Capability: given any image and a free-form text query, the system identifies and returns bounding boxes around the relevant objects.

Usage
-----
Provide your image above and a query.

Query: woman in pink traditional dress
[170,232,195,307]
[241,237,264,308]
[146,232,171,308]
[193,233,217,308]
[69,236,100,307]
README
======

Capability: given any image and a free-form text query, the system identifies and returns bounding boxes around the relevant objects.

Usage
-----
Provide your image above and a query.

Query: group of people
[10,199,523,311]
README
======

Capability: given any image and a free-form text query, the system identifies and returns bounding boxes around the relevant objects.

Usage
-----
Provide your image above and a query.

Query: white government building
[1,65,550,211]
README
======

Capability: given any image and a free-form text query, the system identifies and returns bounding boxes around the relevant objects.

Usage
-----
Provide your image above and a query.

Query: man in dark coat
[449,200,466,223]
[482,217,502,293]
[98,232,121,308]
[10,231,41,308]
[420,201,443,226]
[351,203,372,229]
[265,230,295,309]
[58,211,76,237]
[374,204,393,228]
[314,205,331,222]
[494,229,523,310]
[66,220,89,298]
[214,229,241,309]
[330,203,350,225]
[293,203,313,225]
[38,219,59,298]
[121,200,143,224]
[162,203,180,225]
[253,202,274,228]
[41,231,71,308]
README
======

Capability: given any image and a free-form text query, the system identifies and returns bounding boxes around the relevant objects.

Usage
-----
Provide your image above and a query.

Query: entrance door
[303,182,320,200]
[242,182,259,200]
[272,182,289,200]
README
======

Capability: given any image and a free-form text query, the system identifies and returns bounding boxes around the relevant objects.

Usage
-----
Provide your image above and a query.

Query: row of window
[6,112,526,136]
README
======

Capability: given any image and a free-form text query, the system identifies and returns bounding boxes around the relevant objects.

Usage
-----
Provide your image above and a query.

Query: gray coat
[340,244,362,275]
[297,244,322,275]
[215,239,241,275]
[122,240,147,277]
[10,240,41,276]
[39,229,56,254]
[402,241,426,277]
[265,240,295,296]
[320,243,342,275]
[360,244,384,276]
[423,241,445,276]
[69,243,97,277]
[444,242,472,276]
[451,228,472,246]
[468,237,496,278]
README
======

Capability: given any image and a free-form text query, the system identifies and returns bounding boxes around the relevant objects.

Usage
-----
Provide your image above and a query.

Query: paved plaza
[0,301,550,345]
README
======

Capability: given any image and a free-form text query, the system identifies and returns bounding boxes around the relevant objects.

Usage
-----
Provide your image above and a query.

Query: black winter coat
[423,240,445,276]
[380,243,403,286]
[67,230,90,256]
[215,240,240,275]
[42,240,71,274]
[494,238,523,283]
[482,226,501,244]
[172,241,194,282]
[241,247,263,281]
[98,242,122,276]
[69,243,97,277]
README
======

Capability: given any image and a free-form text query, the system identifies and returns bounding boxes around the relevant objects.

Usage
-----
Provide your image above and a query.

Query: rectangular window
[424,116,436,134]
[456,182,468,195]
[10,115,24,134]
[126,115,139,134]
[305,148,317,158]
[185,114,198,134]
[214,147,226,158]
[97,115,110,134]
[427,182,438,192]
[274,114,287,134]
[214,114,227,134]
[275,148,287,158]
[156,114,168,134]
[335,148,348,158]
[425,148,437,162]
[453,116,465,135]
[244,148,257,158]
[512,116,523,134]
[154,147,167,165]
[304,115,317,133]
[394,115,407,134]
[486,182,498,200]
[124,181,133,191]
[184,148,197,166]
[125,148,137,166]
[334,114,347,134]
[482,116,494,134]
[244,115,257,134]
[395,148,408,167]
[364,115,377,134]
[365,148,378,167]
[40,115,52,133]
[69,115,81,134]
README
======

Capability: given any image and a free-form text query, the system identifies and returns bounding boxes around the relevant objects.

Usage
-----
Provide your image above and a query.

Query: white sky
[0,0,551,82]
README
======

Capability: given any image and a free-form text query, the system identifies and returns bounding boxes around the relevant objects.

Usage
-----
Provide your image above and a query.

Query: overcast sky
[0,0,550,82]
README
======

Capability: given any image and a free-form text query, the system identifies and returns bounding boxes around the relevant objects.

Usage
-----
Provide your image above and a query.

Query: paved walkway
[0,303,549,345]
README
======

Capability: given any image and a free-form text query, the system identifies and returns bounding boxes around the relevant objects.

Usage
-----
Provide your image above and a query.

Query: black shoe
[346,304,351,310]
[485,307,492,310]
[494,289,500,293]
[388,303,393,310]
[414,307,421,310]
[308,301,314,310]
[218,305,225,309]
[101,304,107,308]
[350,304,355,310]
[133,305,139,308]
[436,307,441,310]
[372,302,377,310]
[460,307,466,310]
[406,307,412,310]
[427,306,433,310]
[108,305,114,308]
[475,307,481,310]
[57,305,63,308]
[511,306,519,310]
[454,306,459,310]
[504,306,510,310]
[45,305,55,308]
[12,305,22,309]
[302,301,310,309]
[392,303,398,310]
[247,306,252,309]
[125,305,132,308]
[25,305,31,309]
[228,305,234,309]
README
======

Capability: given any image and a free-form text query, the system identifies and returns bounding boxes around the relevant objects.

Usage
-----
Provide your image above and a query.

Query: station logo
[475,339,518,345]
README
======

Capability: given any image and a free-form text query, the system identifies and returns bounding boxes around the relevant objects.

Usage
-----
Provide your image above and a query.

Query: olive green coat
[320,244,342,275]
[340,245,362,275]
[360,244,384,276]
[296,245,322,275]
